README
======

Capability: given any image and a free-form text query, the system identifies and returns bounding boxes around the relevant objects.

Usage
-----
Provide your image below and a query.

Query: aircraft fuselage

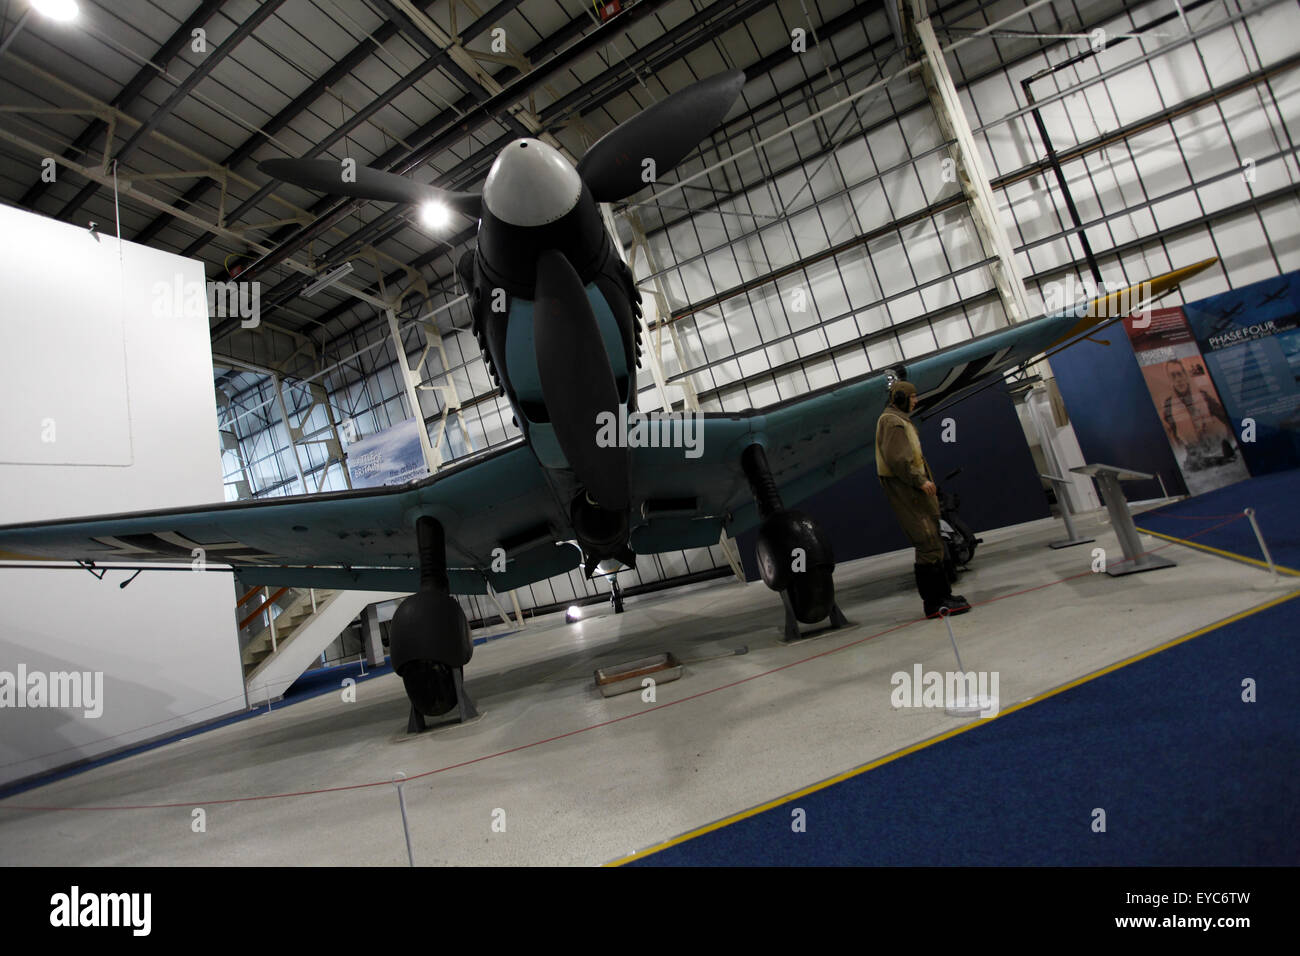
[456,138,643,572]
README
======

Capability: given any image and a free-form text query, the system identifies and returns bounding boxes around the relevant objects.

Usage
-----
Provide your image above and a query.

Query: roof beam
[17,0,228,211]
[374,0,561,149]
[0,122,389,311]
[131,10,411,246]
[56,0,289,222]
[178,0,529,264]
[2,50,420,291]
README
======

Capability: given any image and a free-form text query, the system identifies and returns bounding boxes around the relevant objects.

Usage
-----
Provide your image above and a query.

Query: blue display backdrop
[1049,323,1188,503]
[1183,272,1300,476]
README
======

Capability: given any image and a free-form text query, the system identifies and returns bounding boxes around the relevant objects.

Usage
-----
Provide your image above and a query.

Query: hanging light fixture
[31,0,80,22]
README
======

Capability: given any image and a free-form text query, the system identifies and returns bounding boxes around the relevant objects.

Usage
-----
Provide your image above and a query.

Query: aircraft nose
[483,139,583,228]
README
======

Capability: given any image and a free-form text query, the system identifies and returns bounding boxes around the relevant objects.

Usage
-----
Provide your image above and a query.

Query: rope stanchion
[392,772,415,867]
[937,609,996,718]
[1244,508,1278,578]
[1240,507,1294,589]
[1138,507,1297,584]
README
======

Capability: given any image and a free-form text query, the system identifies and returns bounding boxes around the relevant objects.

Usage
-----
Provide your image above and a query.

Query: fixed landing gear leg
[407,706,427,734]
[452,667,478,722]
[781,592,800,642]
[391,516,477,733]
[781,591,852,642]
[742,443,847,636]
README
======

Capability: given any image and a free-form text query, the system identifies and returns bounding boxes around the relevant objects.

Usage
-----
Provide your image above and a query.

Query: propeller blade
[258,158,481,217]
[534,249,629,510]
[577,70,746,204]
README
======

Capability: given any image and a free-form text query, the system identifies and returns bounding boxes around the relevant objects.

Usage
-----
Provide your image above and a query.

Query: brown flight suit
[875,404,945,566]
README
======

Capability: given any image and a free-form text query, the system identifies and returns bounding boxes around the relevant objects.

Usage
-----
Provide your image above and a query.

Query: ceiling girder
[235,0,678,286]
[18,0,229,211]
[57,0,289,222]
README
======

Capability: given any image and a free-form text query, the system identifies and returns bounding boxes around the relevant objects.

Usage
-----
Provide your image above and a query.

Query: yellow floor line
[606,587,1300,866]
[1136,525,1300,576]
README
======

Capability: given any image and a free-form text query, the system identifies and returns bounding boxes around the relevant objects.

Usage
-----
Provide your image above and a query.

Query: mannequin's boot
[915,563,971,619]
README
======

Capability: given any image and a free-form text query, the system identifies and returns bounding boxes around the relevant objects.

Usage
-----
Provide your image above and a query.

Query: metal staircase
[237,585,408,705]
[240,587,335,677]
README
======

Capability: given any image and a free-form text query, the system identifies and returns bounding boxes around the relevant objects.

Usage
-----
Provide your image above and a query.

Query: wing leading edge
[0,440,580,594]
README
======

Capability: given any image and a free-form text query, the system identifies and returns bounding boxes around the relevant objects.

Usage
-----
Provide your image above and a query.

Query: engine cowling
[571,492,629,561]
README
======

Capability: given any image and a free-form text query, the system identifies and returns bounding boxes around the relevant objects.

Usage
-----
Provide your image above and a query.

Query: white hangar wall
[212,0,1300,619]
[0,205,246,788]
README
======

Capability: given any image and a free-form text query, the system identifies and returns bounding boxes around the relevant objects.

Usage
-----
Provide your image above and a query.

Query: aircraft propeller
[257,70,747,212]
[576,69,746,203]
[257,158,481,217]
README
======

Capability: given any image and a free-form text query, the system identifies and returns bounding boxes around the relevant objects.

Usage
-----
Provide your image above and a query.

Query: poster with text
[1184,272,1300,476]
[1123,306,1250,496]
[345,418,431,489]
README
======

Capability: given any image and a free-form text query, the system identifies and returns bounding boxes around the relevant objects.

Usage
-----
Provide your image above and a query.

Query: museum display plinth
[1072,464,1176,575]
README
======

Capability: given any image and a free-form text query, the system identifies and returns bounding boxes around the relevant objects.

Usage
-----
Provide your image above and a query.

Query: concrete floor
[0,508,1290,866]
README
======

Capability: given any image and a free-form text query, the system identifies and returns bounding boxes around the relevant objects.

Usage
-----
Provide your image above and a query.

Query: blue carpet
[1136,469,1300,573]
[284,658,392,700]
[628,593,1300,865]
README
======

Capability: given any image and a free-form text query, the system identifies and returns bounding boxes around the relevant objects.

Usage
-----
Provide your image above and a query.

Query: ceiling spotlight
[32,0,79,21]
[564,605,582,624]
[420,200,451,230]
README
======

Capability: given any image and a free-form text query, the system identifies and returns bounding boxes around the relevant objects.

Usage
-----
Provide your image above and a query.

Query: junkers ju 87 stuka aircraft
[0,70,1216,730]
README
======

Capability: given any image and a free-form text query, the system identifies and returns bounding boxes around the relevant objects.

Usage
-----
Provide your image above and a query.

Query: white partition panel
[0,204,244,788]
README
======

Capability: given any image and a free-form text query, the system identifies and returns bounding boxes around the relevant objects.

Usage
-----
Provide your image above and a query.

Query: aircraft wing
[629,260,1218,553]
[0,439,581,594]
[0,261,1215,588]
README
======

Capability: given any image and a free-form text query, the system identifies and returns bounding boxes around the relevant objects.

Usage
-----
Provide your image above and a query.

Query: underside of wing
[0,441,580,594]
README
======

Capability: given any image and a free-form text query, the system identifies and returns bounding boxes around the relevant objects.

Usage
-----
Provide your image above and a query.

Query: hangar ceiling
[0,0,895,341]
[0,0,1138,349]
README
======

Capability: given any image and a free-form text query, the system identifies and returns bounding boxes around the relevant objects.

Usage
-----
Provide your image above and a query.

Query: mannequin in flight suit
[875,380,971,619]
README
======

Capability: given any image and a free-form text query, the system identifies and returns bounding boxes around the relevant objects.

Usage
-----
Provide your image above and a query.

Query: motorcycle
[937,467,981,581]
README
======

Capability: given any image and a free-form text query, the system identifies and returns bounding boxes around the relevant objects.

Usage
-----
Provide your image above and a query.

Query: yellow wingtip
[1053,256,1219,344]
